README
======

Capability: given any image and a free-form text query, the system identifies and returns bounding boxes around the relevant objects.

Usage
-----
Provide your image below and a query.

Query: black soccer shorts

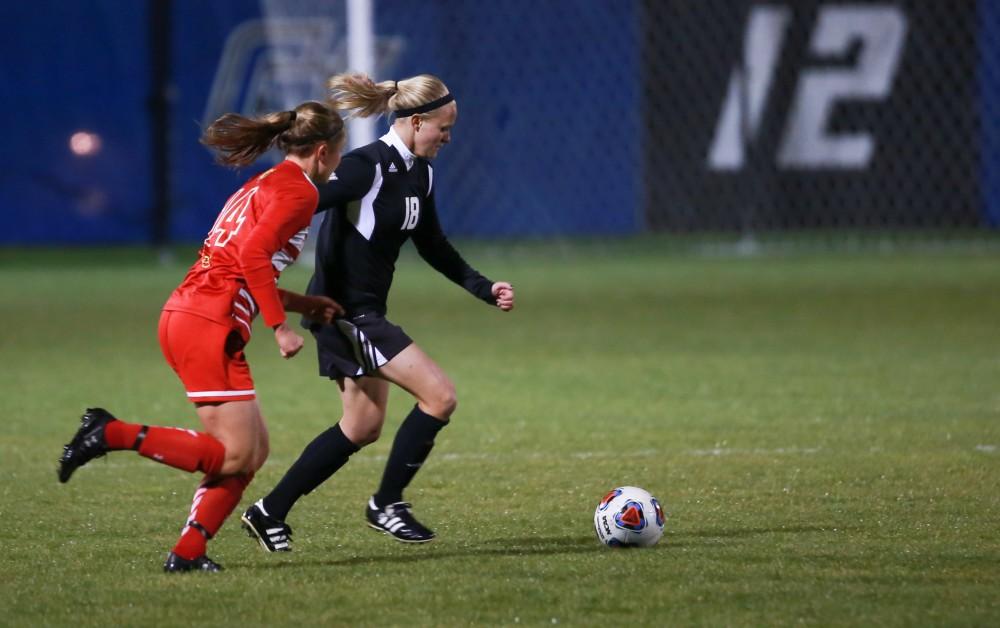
[313,312,413,379]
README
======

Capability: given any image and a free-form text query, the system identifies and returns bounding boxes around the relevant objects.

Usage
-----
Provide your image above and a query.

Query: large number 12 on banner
[708,4,907,171]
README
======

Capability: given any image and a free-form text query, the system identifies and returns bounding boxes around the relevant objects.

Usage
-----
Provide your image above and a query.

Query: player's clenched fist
[492,282,515,311]
[273,322,305,358]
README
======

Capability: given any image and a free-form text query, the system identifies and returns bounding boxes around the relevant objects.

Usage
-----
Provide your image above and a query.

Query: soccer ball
[593,486,665,547]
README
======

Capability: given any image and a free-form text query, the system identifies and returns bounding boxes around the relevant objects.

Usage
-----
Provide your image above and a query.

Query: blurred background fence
[2,0,998,245]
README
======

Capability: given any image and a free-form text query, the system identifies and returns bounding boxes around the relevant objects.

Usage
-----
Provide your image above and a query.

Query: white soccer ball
[593,486,665,547]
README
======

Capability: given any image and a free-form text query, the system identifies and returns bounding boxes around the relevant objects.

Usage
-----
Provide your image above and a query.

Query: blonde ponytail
[328,73,451,119]
[327,73,396,118]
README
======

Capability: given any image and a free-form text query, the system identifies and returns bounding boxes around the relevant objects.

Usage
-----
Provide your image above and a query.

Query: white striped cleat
[365,497,435,543]
[241,500,292,552]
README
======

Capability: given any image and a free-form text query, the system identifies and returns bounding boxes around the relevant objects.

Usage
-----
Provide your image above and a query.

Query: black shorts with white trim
[312,313,413,379]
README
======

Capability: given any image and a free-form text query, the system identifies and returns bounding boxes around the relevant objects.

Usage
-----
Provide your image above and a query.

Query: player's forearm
[239,208,313,328]
[418,243,494,304]
[278,289,308,314]
[240,243,286,328]
[243,270,285,327]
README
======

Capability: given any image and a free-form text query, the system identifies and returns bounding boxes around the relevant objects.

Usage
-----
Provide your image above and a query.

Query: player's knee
[342,412,385,447]
[221,443,256,475]
[443,391,458,418]
[354,423,382,446]
[252,438,270,472]
[426,383,457,419]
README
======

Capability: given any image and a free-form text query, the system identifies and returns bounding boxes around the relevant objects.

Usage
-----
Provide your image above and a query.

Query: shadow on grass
[675,524,859,540]
[227,526,856,571]
[227,534,603,570]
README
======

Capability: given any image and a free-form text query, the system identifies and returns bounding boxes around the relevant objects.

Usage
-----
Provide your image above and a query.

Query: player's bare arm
[279,289,343,323]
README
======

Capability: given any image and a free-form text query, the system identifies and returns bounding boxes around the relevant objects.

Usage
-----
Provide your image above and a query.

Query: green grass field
[2,239,999,626]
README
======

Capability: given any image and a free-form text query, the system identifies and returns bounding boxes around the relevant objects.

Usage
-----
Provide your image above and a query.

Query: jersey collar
[380,127,417,172]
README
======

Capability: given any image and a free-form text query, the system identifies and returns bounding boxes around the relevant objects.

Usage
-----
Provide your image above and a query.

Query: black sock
[373,405,447,507]
[262,424,360,521]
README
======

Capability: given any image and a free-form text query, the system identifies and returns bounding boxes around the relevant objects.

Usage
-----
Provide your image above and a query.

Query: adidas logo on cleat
[241,500,292,552]
[365,497,435,543]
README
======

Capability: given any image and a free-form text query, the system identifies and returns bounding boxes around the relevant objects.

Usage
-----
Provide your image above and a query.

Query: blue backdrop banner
[1,2,152,244]
[3,1,996,244]
[3,0,640,244]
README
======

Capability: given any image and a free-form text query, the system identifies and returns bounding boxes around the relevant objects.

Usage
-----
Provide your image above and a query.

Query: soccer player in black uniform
[241,73,515,550]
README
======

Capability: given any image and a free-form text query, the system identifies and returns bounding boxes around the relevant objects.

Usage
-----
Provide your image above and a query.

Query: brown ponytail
[201,101,345,167]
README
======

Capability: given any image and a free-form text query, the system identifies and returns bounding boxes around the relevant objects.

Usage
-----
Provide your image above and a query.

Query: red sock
[104,420,226,475]
[103,419,143,450]
[172,474,253,560]
[137,427,225,475]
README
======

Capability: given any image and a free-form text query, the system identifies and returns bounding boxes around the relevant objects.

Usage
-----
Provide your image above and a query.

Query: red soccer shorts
[158,310,256,403]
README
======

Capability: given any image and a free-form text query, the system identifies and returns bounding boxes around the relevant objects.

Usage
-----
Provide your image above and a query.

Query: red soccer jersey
[163,160,318,334]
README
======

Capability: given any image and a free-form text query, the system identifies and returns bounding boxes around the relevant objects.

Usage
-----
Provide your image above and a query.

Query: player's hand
[273,322,304,359]
[282,290,344,323]
[298,295,344,324]
[492,281,515,312]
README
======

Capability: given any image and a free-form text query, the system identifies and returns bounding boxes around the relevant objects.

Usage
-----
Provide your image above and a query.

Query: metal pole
[347,0,376,149]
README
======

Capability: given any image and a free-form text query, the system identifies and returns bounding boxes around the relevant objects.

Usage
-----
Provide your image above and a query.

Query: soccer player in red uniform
[57,100,346,572]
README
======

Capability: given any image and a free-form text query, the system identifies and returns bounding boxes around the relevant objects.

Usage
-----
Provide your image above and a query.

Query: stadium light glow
[69,131,101,156]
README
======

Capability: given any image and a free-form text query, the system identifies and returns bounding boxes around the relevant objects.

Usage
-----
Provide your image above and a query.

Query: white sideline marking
[687,446,821,457]
[975,444,997,453]
[430,446,822,462]
[82,446,824,471]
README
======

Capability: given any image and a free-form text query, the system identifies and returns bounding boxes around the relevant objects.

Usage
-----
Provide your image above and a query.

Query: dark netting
[643,0,994,235]
[219,0,1000,245]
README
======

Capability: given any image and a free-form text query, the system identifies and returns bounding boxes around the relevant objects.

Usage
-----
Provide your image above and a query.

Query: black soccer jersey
[307,129,495,319]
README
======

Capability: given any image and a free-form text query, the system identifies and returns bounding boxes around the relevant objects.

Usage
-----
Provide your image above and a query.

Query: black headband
[394,93,455,117]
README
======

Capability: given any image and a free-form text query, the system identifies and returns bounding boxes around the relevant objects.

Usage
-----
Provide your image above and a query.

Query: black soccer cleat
[163,552,223,573]
[365,497,435,543]
[58,407,116,483]
[241,500,292,552]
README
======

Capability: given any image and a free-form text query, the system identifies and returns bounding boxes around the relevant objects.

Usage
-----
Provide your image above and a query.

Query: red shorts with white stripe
[158,310,256,403]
